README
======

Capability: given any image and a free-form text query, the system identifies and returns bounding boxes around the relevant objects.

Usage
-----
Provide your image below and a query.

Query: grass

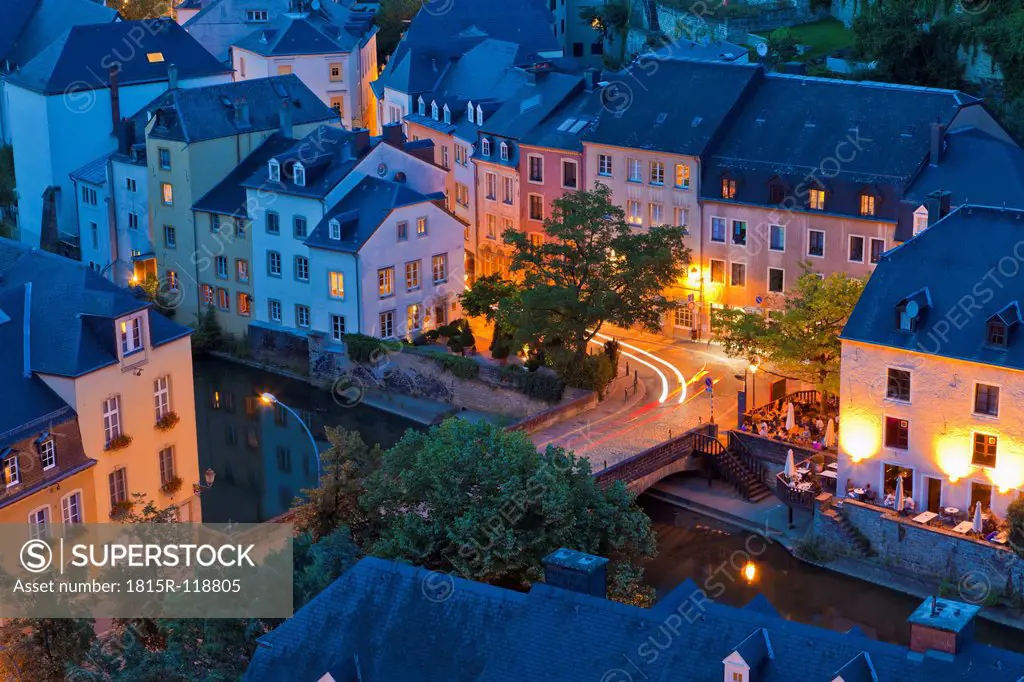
[788,17,855,61]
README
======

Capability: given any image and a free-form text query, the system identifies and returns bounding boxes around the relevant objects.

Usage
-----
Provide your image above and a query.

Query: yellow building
[0,238,201,527]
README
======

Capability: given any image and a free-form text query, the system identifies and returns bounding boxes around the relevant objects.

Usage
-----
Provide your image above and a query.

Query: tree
[712,271,864,403]
[133,275,177,319]
[0,617,96,681]
[290,427,383,542]
[121,0,173,20]
[292,527,361,609]
[768,27,797,63]
[461,184,690,360]
[191,304,224,353]
[361,419,657,605]
[375,0,422,63]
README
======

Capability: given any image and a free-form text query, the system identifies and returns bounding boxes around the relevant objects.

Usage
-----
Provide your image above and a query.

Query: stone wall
[656,1,821,46]
[508,391,599,435]
[594,424,716,491]
[729,430,819,466]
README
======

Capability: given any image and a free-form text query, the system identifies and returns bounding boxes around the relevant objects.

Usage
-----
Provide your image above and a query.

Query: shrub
[498,365,565,402]
[344,333,393,364]
[109,500,135,521]
[105,434,133,452]
[161,476,184,495]
[558,354,616,396]
[449,340,464,354]
[460,331,476,349]
[603,339,621,372]
[437,324,456,338]
[429,353,479,379]
[1008,497,1024,557]
[191,305,224,353]
[425,329,440,341]
[524,354,542,372]
[155,412,180,432]
[411,333,429,346]
[491,337,511,360]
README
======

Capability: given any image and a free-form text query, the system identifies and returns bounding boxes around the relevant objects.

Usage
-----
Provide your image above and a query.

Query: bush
[460,331,476,349]
[155,412,180,432]
[411,333,429,346]
[437,324,456,338]
[191,305,224,353]
[603,339,621,371]
[425,329,440,341]
[1008,497,1024,557]
[558,354,616,396]
[490,335,511,360]
[344,333,391,364]
[498,365,565,402]
[524,354,542,372]
[429,353,479,379]
[449,340,464,354]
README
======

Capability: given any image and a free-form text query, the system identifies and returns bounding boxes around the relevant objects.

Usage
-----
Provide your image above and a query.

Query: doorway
[925,476,942,513]
[970,481,993,512]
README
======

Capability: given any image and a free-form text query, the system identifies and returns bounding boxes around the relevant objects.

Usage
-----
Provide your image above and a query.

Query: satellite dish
[756,42,768,58]
[376,163,388,177]
[905,300,920,318]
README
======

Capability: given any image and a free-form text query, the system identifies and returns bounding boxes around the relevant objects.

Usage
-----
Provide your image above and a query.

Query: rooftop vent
[542,548,609,598]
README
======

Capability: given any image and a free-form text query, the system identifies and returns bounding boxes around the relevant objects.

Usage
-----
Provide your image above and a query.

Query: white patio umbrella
[785,402,795,431]
[824,418,836,449]
[895,476,905,513]
[784,449,796,480]
[972,501,984,533]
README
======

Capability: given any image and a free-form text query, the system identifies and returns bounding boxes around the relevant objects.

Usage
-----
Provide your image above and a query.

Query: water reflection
[193,357,421,523]
[640,497,1024,653]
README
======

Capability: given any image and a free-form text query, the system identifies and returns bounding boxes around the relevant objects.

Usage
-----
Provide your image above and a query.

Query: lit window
[238,293,252,316]
[973,433,998,468]
[147,52,165,63]
[378,267,395,297]
[721,177,736,199]
[161,183,173,205]
[809,188,826,210]
[120,316,143,355]
[405,261,420,290]
[329,271,345,298]
[432,253,448,283]
[417,217,428,236]
[407,303,423,332]
[860,193,875,216]
[675,164,690,189]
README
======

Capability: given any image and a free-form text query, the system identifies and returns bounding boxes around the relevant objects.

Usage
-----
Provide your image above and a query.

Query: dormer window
[467,101,475,124]
[120,315,144,355]
[809,187,826,210]
[481,138,491,156]
[268,159,280,182]
[417,96,425,116]
[37,436,56,470]
[293,162,306,187]
[499,141,509,161]
[431,101,438,120]
[988,320,1007,347]
[476,105,484,126]
[329,219,341,240]
[721,176,736,200]
[443,104,451,124]
[859,191,876,216]
[768,179,786,204]
[913,205,929,235]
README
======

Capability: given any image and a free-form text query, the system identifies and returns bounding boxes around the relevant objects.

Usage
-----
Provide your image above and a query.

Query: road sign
[687,293,695,302]
[704,377,713,393]
[756,296,764,305]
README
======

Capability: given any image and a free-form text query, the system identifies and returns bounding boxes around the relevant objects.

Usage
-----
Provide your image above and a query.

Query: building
[0,238,202,524]
[231,0,378,132]
[583,57,762,339]
[5,19,231,250]
[839,206,1024,517]
[181,0,293,63]
[144,74,338,330]
[552,0,610,66]
[174,0,207,26]
[244,548,1024,680]
[0,0,118,143]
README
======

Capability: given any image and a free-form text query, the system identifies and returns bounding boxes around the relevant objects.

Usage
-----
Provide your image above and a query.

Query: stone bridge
[593,423,718,493]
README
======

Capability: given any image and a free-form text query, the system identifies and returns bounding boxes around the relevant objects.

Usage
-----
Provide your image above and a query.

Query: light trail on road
[592,330,687,404]
[587,339,670,403]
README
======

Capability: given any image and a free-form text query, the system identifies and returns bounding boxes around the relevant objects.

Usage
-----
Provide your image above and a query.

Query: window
[159,446,175,485]
[167,270,179,291]
[769,224,785,251]
[211,214,223,234]
[268,299,282,323]
[331,315,346,342]
[109,468,127,506]
[442,146,449,169]
[988,320,1007,347]
[481,138,491,156]
[710,217,726,243]
[295,256,309,282]
[528,233,544,247]
[499,141,509,161]
[4,454,18,487]
[529,194,544,221]
[277,64,293,76]
[126,177,137,193]
[432,253,448,283]
[808,230,825,257]
[128,212,139,229]
[236,259,249,283]
[379,310,395,338]
[216,287,229,311]
[886,368,911,401]
[732,672,744,682]
[81,186,97,205]
[768,267,784,293]
[103,395,121,445]
[675,164,690,189]
[649,203,664,225]
[529,155,544,183]
[627,158,642,183]
[238,293,251,316]
[455,182,469,207]
[329,62,342,81]
[975,383,1000,416]
[407,303,423,332]
[215,255,228,279]
[502,176,514,204]
[730,262,746,287]
[158,148,171,170]
[39,439,55,470]
[295,304,310,328]
[161,183,173,205]
[239,56,246,77]
[486,214,497,239]
[267,212,280,235]
[154,375,171,421]
[731,220,747,246]
[626,200,642,226]
[674,306,693,328]
[395,220,409,241]
[268,251,282,276]
[28,507,49,539]
[884,417,909,450]
[62,492,82,525]
[649,161,665,185]
[973,433,998,468]
[245,9,268,21]
[562,160,578,189]
[673,207,689,227]
[721,177,736,199]
[914,206,929,236]
[769,182,786,204]
[405,261,420,290]
[378,267,395,297]
[870,238,885,264]
[120,316,143,355]
[709,259,726,284]
[485,173,497,200]
[860,193,876,216]
[329,271,345,298]
[809,188,826,210]
[163,225,176,248]
[598,154,612,176]
[294,215,308,238]
[201,284,214,307]
[842,235,863,264]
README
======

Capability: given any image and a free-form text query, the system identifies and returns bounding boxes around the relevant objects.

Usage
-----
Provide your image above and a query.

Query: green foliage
[291,527,360,609]
[490,326,512,360]
[134,275,177,319]
[498,365,566,402]
[712,271,864,398]
[121,0,172,20]
[0,617,96,681]
[459,330,476,348]
[769,27,798,63]
[0,145,15,208]
[376,0,423,62]
[1007,496,1024,558]
[361,419,656,604]
[191,305,224,353]
[428,353,480,379]
[343,333,398,364]
[459,273,518,322]
[557,353,616,397]
[603,339,621,371]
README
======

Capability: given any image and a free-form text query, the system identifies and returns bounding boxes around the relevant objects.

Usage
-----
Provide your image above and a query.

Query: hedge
[498,365,565,402]
[343,333,401,364]
[428,353,480,379]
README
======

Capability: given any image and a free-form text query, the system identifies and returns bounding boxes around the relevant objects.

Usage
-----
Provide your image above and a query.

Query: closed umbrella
[972,501,984,533]
[895,476,904,513]
[824,418,836,449]
[784,449,796,480]
[785,402,795,431]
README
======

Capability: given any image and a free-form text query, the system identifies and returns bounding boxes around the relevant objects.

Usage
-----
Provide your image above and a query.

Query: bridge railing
[594,423,717,489]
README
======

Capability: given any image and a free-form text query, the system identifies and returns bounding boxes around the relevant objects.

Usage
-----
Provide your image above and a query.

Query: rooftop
[192,134,296,218]
[233,2,376,57]
[0,0,117,72]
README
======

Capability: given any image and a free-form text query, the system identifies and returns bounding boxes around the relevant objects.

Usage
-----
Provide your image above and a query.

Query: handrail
[744,389,822,420]
[727,432,770,488]
[775,472,816,509]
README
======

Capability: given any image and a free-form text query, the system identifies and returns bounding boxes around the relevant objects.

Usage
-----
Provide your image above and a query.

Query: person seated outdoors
[863,483,877,502]
[903,497,916,514]
[758,422,769,437]
[883,492,895,509]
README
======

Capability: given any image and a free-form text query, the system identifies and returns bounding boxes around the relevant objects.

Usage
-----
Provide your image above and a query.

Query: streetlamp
[192,467,216,495]
[748,363,759,410]
[260,392,321,481]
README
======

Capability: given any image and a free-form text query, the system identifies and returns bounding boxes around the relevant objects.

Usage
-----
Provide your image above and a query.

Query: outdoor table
[912,511,938,524]
[952,521,973,534]
[819,470,838,479]
[827,462,838,471]
[851,487,865,500]
[796,482,813,492]
[797,466,810,475]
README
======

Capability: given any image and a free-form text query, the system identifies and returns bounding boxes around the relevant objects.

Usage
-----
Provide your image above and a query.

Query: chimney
[167,63,179,90]
[542,548,608,599]
[278,99,293,137]
[926,189,952,226]
[382,122,404,147]
[352,127,371,156]
[109,66,120,135]
[583,68,600,92]
[930,120,945,167]
[908,597,978,656]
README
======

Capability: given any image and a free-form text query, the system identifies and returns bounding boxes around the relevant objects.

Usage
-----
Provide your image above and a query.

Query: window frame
[885,368,911,402]
[848,234,865,263]
[710,216,726,243]
[807,229,825,258]
[884,416,909,450]
[709,259,726,285]
[769,224,785,252]
[972,432,998,469]
[729,262,746,288]
[869,238,885,264]
[767,267,784,293]
[973,382,1000,417]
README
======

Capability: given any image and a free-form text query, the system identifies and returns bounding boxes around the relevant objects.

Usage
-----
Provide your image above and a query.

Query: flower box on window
[105,434,133,451]
[161,475,183,495]
[155,412,180,432]
[109,499,135,521]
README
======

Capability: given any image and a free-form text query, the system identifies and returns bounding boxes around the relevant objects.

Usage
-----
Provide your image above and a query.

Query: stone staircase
[694,433,773,503]
[823,504,874,557]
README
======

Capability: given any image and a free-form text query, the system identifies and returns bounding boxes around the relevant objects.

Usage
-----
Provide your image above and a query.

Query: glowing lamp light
[839,416,879,463]
[260,392,277,406]
[688,266,701,284]
[986,453,1024,494]
[742,562,757,584]
[129,275,139,286]
[936,438,972,483]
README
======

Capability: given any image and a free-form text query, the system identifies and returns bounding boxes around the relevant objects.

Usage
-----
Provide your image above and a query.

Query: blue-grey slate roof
[584,58,762,156]
[192,134,296,218]
[233,4,374,57]
[305,176,441,254]
[242,124,369,199]
[245,556,1024,681]
[842,205,1024,370]
[143,74,337,143]
[0,238,191,379]
[69,152,110,186]
[0,0,117,71]
[7,18,229,95]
